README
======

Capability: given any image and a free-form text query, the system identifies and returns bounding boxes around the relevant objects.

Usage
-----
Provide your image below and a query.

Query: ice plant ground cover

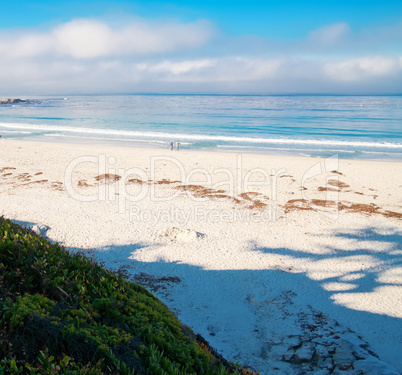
[0,217,257,375]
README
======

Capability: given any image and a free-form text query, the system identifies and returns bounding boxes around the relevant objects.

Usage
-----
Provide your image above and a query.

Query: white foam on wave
[1,122,401,149]
[43,133,168,145]
[0,130,33,134]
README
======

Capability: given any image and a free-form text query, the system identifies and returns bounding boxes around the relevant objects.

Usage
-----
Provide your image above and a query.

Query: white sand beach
[1,139,401,374]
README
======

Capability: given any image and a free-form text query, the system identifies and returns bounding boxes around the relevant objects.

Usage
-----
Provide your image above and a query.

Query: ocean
[0,94,401,160]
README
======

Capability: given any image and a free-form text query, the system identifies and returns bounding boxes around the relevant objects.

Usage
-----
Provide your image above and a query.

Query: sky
[0,0,401,95]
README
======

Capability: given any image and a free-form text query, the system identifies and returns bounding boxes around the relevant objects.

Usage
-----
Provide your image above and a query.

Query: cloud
[307,22,351,47]
[53,18,214,58]
[0,17,401,94]
[324,56,402,81]
[137,59,216,76]
[1,54,401,95]
[5,34,52,58]
[134,57,283,82]
[53,20,113,59]
[0,17,215,60]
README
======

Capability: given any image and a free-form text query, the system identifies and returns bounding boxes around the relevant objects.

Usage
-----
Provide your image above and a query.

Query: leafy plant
[0,216,258,374]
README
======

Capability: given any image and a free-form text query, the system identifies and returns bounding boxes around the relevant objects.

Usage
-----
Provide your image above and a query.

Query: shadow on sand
[71,225,402,373]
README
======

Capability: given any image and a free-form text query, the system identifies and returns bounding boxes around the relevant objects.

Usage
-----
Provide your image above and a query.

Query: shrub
[0,217,257,374]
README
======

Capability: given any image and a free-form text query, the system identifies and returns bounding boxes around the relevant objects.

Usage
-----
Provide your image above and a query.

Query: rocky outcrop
[0,98,37,104]
[276,309,401,374]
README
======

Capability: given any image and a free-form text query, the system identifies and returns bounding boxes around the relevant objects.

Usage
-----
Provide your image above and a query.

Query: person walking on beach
[176,141,180,151]
[170,141,174,151]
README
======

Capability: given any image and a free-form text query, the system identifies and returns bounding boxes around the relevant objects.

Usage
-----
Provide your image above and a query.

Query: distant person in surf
[170,141,174,151]
[176,141,180,150]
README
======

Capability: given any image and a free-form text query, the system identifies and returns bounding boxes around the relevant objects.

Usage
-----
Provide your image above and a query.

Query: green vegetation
[0,217,257,374]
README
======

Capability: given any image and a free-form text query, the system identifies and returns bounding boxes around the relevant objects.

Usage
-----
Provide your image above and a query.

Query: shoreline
[0,138,401,374]
[4,135,402,163]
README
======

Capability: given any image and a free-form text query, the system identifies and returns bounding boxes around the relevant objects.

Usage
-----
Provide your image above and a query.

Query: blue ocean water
[0,95,401,160]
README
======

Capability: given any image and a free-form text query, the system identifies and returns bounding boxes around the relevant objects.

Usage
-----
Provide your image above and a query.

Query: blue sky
[0,0,401,94]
